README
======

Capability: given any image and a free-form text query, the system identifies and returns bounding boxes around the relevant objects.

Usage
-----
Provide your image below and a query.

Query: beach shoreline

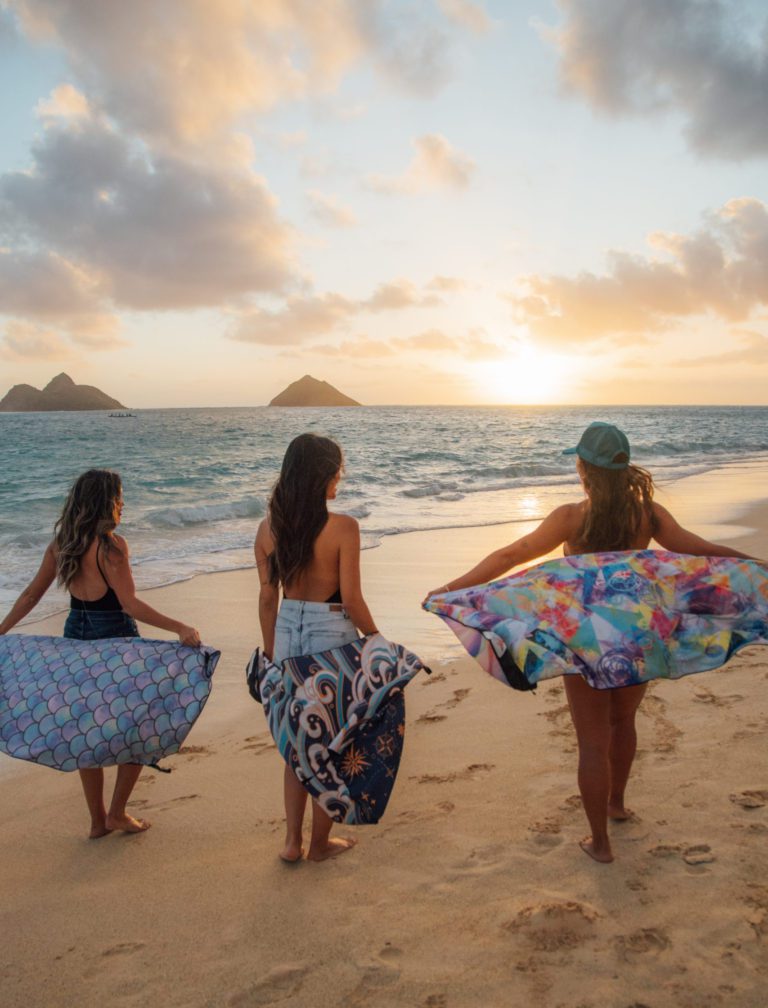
[2,463,768,1006]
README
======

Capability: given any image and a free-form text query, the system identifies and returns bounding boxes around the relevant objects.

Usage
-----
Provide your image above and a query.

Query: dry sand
[2,466,768,1007]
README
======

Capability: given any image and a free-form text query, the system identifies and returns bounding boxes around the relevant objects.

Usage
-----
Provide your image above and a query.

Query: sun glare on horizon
[471,343,575,405]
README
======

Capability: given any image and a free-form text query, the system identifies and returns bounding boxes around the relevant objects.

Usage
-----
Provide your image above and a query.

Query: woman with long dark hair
[0,469,200,836]
[255,433,378,862]
[427,422,756,863]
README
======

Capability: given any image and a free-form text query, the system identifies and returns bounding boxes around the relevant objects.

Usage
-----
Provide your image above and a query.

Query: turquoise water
[2,404,768,618]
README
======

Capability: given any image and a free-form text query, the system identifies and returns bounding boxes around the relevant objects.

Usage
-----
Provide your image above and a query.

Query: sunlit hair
[54,469,122,588]
[267,434,343,588]
[574,459,658,552]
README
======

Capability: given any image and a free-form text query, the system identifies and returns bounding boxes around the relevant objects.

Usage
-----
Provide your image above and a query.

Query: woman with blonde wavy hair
[428,422,756,863]
[0,469,200,837]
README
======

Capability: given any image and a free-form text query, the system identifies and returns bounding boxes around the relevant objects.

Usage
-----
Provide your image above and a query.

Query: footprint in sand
[241,738,275,754]
[729,789,768,809]
[101,942,146,958]
[502,900,600,952]
[647,842,715,866]
[450,843,508,877]
[344,957,401,1006]
[416,711,447,724]
[228,964,307,1007]
[418,688,472,724]
[682,843,716,866]
[422,671,447,687]
[692,686,744,707]
[150,793,200,813]
[422,996,448,1007]
[615,927,670,961]
[444,688,470,709]
[527,819,564,851]
[411,763,494,785]
[178,744,212,757]
[640,693,681,755]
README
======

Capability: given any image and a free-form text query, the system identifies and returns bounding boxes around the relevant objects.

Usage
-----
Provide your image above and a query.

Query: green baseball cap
[563,421,630,470]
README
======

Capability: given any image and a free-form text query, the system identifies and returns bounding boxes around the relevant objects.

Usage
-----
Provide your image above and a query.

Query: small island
[269,375,361,407]
[0,373,127,412]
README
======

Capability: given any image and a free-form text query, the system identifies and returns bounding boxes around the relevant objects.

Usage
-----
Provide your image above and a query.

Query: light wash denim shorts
[64,608,139,641]
[273,599,358,663]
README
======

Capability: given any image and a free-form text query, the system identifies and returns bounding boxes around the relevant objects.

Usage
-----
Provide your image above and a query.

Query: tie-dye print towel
[0,634,219,770]
[423,550,768,691]
[250,634,429,825]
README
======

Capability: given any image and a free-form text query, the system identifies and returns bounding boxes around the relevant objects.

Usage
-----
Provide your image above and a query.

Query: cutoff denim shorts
[63,609,139,641]
[273,599,358,663]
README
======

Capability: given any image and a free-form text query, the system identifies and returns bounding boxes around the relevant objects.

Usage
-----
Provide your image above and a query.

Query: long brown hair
[54,469,122,588]
[267,434,343,588]
[574,460,658,552]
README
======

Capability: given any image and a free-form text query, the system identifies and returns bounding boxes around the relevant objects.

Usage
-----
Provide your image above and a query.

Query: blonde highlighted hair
[54,469,122,588]
[574,460,658,552]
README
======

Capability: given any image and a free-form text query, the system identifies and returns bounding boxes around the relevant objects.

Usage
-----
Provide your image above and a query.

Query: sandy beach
[2,464,768,1008]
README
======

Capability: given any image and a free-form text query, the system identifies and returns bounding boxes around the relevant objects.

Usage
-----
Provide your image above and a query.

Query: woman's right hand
[178,625,201,647]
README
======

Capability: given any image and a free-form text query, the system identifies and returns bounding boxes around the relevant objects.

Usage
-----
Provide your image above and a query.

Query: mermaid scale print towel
[0,635,219,770]
[251,633,429,825]
[423,550,768,691]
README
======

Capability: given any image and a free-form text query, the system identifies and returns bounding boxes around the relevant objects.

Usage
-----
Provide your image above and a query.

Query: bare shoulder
[548,501,583,529]
[255,517,273,546]
[326,512,359,539]
[107,534,130,560]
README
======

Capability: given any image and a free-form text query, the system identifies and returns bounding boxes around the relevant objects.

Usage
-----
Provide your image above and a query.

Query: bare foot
[307,837,357,862]
[88,824,113,839]
[279,845,304,864]
[608,802,633,821]
[579,837,614,863]
[105,813,151,834]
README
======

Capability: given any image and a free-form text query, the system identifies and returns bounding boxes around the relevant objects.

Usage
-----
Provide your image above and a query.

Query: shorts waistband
[280,598,346,614]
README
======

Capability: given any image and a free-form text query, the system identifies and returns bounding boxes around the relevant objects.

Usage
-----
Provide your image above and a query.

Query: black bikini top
[69,543,122,612]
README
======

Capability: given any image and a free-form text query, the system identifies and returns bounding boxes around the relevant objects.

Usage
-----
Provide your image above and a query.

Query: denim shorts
[63,609,139,641]
[273,599,358,663]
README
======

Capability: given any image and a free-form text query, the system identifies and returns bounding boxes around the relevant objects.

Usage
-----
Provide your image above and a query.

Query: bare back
[562,500,655,556]
[65,537,120,601]
[255,513,354,602]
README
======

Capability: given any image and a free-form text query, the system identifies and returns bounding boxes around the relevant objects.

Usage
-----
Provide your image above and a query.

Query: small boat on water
[108,412,137,418]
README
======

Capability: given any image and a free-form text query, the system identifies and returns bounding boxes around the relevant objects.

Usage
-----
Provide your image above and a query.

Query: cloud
[437,0,491,34]
[231,278,444,344]
[367,134,476,193]
[364,279,440,311]
[306,190,357,228]
[309,338,397,358]
[426,275,467,292]
[304,327,503,361]
[1,320,73,359]
[232,293,355,345]
[9,1,456,156]
[0,118,295,311]
[552,0,768,159]
[510,198,768,345]
[670,329,768,367]
[35,83,90,121]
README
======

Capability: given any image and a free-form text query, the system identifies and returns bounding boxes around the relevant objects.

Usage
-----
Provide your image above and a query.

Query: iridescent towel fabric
[423,550,768,691]
[251,634,429,825]
[0,634,219,770]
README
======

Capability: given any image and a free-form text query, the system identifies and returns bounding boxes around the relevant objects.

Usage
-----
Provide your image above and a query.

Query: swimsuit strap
[95,540,110,590]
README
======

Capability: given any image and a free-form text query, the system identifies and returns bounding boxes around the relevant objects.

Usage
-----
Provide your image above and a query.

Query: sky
[0,0,767,408]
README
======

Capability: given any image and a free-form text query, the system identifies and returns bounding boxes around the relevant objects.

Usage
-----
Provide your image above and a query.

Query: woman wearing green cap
[427,421,756,863]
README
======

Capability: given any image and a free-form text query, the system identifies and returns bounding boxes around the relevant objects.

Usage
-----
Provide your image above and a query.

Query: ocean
[2,404,768,621]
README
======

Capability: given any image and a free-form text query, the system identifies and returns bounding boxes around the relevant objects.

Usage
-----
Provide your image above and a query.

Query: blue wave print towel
[0,635,219,770]
[423,551,768,691]
[249,634,429,825]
